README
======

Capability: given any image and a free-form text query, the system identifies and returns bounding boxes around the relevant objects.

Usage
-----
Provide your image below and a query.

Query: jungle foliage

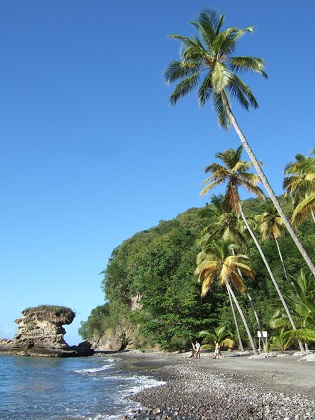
[79,198,315,351]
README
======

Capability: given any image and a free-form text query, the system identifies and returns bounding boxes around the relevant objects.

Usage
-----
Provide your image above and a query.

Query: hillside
[79,198,315,351]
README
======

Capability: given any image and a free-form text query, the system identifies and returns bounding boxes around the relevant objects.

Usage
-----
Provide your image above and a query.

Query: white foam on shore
[74,357,120,375]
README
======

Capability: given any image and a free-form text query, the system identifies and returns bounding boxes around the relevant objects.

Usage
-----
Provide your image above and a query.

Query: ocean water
[0,354,164,419]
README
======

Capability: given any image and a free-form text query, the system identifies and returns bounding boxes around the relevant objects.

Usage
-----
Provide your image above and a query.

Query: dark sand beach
[113,350,315,419]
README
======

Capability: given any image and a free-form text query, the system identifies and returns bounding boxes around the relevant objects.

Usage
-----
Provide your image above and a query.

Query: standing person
[195,341,201,358]
[189,341,195,358]
[214,341,220,359]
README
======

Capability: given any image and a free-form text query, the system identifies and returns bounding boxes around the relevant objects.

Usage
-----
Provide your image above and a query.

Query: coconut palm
[201,146,265,216]
[164,8,315,277]
[256,204,289,281]
[201,193,265,348]
[291,193,315,227]
[195,239,258,354]
[283,151,315,226]
[200,147,305,352]
[200,196,246,351]
[283,151,315,208]
[200,194,249,249]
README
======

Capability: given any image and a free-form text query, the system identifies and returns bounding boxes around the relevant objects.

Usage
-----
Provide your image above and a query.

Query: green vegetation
[22,305,75,324]
[23,305,74,315]
[79,197,315,351]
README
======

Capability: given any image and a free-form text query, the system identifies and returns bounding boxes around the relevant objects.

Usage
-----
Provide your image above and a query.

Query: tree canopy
[79,199,315,351]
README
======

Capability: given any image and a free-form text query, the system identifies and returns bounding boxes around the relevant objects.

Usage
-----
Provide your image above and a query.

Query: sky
[0,1,315,345]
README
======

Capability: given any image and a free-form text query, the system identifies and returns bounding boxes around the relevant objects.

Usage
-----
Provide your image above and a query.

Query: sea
[0,354,165,419]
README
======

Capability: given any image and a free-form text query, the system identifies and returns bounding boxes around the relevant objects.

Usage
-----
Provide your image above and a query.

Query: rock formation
[0,305,93,357]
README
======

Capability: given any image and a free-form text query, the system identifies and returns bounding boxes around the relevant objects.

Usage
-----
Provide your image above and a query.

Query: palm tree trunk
[226,282,258,355]
[247,291,265,350]
[231,248,265,349]
[221,91,315,278]
[274,237,289,282]
[239,204,305,352]
[227,286,244,352]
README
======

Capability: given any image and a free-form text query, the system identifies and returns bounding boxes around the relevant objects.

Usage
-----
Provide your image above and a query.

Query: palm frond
[168,34,201,51]
[211,62,233,92]
[230,56,267,78]
[213,27,239,56]
[169,73,201,105]
[190,14,215,53]
[198,75,213,107]
[239,176,265,200]
[164,60,199,84]
[291,193,315,226]
[201,273,215,297]
[282,328,315,344]
[200,179,225,197]
[227,73,258,110]
[212,91,231,129]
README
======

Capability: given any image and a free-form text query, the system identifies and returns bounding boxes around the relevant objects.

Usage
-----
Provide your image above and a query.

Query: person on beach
[189,341,195,358]
[195,341,200,358]
[214,341,220,359]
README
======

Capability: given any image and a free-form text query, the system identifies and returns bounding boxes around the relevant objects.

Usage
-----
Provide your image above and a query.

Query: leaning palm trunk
[274,237,289,282]
[247,291,265,350]
[226,282,258,355]
[227,286,244,352]
[239,204,305,352]
[231,248,265,349]
[222,92,315,278]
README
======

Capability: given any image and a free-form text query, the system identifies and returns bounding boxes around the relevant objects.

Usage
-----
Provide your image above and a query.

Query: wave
[74,365,113,375]
[74,359,116,375]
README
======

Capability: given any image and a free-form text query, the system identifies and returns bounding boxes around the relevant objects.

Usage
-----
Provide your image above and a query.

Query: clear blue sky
[1,1,314,345]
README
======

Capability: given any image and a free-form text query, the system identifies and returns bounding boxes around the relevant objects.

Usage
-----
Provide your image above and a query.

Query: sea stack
[0,305,93,357]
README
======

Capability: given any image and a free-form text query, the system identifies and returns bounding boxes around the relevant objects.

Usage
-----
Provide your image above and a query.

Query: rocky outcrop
[0,305,93,357]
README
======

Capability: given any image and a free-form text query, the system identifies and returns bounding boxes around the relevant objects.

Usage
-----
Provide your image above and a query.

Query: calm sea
[0,354,164,419]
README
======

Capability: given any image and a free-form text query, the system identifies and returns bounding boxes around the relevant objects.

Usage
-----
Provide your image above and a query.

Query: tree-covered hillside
[79,198,315,351]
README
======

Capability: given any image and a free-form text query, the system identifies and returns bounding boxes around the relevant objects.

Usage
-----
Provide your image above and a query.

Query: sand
[110,350,315,419]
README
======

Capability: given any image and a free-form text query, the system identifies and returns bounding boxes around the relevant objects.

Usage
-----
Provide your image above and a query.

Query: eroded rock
[0,305,93,357]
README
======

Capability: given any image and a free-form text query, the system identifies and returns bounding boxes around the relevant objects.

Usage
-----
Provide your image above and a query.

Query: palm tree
[283,151,315,226]
[164,8,315,277]
[289,269,315,330]
[198,325,235,350]
[269,326,315,352]
[291,193,315,227]
[256,204,289,281]
[195,239,258,354]
[201,146,265,216]
[200,194,249,249]
[283,151,315,208]
[201,194,265,349]
[269,311,315,352]
[200,147,305,352]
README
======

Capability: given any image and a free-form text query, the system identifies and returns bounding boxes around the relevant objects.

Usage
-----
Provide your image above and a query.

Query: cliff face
[0,305,93,357]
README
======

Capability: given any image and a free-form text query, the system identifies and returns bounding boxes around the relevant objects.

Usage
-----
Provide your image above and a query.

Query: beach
[114,350,315,419]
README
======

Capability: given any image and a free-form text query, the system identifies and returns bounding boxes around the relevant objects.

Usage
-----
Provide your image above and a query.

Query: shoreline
[110,350,315,419]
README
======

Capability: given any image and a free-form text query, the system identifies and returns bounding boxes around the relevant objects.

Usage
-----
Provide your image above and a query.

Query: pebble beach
[114,350,315,419]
